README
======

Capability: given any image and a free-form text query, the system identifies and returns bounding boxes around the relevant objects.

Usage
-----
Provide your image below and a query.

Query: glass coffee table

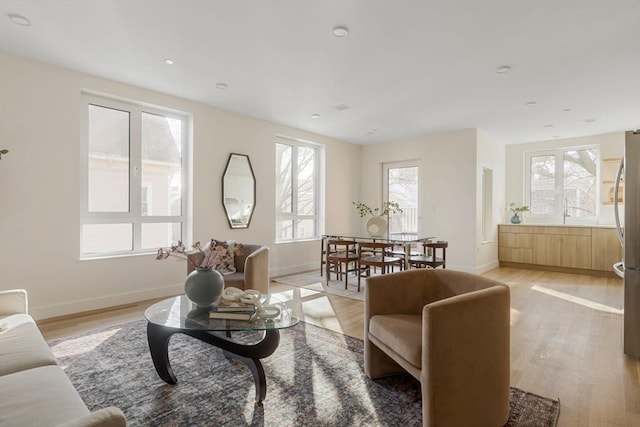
[144,295,299,404]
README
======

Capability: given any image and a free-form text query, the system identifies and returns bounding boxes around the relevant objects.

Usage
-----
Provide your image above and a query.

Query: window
[275,138,320,242]
[81,94,188,256]
[525,147,598,220]
[383,161,419,239]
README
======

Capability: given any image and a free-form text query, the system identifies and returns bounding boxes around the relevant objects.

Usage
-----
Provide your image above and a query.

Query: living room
[1,1,639,426]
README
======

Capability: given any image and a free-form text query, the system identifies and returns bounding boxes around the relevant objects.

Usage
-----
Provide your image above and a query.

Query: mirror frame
[222,153,256,229]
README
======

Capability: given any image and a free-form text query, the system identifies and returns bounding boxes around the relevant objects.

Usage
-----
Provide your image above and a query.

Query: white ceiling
[1,0,639,145]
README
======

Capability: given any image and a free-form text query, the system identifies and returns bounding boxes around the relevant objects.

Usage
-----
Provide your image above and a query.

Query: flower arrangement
[352,200,403,217]
[508,202,530,215]
[0,149,8,159]
[156,240,216,270]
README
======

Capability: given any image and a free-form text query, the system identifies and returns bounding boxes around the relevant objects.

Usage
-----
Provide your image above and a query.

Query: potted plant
[508,202,530,224]
[352,201,403,237]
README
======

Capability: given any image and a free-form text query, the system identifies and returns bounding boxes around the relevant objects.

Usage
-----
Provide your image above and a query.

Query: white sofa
[0,289,126,427]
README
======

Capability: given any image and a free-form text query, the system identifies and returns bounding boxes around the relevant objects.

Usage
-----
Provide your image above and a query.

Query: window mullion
[291,145,299,238]
[130,106,142,250]
[556,151,563,217]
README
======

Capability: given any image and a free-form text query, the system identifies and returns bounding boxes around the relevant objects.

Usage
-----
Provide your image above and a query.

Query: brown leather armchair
[365,269,510,427]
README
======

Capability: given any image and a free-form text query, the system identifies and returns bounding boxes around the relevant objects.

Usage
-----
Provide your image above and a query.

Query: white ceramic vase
[365,216,387,237]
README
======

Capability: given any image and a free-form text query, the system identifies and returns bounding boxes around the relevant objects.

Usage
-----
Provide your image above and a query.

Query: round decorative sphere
[184,267,224,308]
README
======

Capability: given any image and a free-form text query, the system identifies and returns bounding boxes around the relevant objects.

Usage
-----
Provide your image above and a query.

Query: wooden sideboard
[498,225,622,275]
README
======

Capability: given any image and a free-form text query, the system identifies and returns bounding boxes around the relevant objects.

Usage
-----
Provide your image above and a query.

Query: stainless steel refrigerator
[614,130,640,358]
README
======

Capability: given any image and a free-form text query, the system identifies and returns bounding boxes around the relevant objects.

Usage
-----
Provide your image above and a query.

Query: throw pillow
[207,240,236,275]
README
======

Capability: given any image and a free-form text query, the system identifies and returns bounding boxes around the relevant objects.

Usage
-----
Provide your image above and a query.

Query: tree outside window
[275,140,320,242]
[527,147,598,220]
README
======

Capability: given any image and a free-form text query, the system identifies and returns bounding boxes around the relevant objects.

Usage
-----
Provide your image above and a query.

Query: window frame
[275,137,321,243]
[80,93,189,258]
[524,145,599,222]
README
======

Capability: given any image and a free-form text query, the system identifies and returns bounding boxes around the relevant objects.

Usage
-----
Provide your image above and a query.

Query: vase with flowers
[508,203,530,224]
[156,240,224,308]
[353,200,403,237]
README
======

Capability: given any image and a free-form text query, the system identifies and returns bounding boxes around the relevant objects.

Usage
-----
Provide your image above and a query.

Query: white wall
[476,130,506,273]
[505,132,624,225]
[359,129,480,272]
[0,52,360,319]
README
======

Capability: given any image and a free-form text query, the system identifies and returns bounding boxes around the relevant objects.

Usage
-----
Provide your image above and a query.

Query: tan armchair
[187,243,270,295]
[365,269,511,427]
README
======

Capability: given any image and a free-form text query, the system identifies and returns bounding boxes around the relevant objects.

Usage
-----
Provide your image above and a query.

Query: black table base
[146,322,280,404]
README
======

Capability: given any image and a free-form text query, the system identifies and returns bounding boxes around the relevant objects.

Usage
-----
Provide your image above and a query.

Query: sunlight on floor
[301,296,344,333]
[270,289,295,302]
[531,285,622,314]
[510,307,521,326]
[306,350,381,425]
[50,328,121,359]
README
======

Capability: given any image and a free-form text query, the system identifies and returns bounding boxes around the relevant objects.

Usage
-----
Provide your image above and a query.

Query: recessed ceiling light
[368,129,378,134]
[164,58,174,65]
[544,124,553,128]
[8,13,31,26]
[496,66,511,74]
[215,83,228,90]
[524,101,537,107]
[583,118,597,123]
[332,25,349,37]
[334,104,351,111]
[311,113,320,119]
[562,108,571,112]
[553,135,562,138]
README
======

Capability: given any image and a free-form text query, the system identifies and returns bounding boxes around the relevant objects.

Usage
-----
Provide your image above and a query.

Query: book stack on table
[209,300,257,320]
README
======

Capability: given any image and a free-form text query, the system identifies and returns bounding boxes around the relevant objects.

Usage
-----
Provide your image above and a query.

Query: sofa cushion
[55,407,127,427]
[0,314,58,376]
[369,313,422,368]
[0,365,90,427]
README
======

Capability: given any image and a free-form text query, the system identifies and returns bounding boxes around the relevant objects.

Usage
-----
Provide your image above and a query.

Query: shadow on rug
[49,320,559,426]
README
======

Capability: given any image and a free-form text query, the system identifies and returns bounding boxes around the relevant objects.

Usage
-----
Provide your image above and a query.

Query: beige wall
[476,130,506,272]
[0,52,360,319]
[359,129,495,272]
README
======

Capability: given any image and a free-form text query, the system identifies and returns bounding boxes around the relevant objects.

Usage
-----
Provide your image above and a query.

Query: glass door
[383,161,419,239]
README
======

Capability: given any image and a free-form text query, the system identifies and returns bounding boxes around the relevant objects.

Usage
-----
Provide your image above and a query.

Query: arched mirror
[222,153,256,229]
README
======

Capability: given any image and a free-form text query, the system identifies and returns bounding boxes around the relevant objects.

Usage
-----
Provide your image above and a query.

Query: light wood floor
[38,267,639,427]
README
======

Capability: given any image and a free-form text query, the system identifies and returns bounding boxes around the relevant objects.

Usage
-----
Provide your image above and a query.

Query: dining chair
[325,239,359,289]
[357,242,403,291]
[409,240,448,269]
[320,235,340,277]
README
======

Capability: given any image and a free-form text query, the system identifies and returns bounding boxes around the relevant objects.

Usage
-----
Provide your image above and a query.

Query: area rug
[49,320,560,426]
[273,271,366,301]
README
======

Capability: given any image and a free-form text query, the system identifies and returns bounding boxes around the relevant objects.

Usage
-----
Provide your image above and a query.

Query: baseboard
[499,262,621,278]
[31,283,185,321]
[270,262,318,278]
[475,260,500,274]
